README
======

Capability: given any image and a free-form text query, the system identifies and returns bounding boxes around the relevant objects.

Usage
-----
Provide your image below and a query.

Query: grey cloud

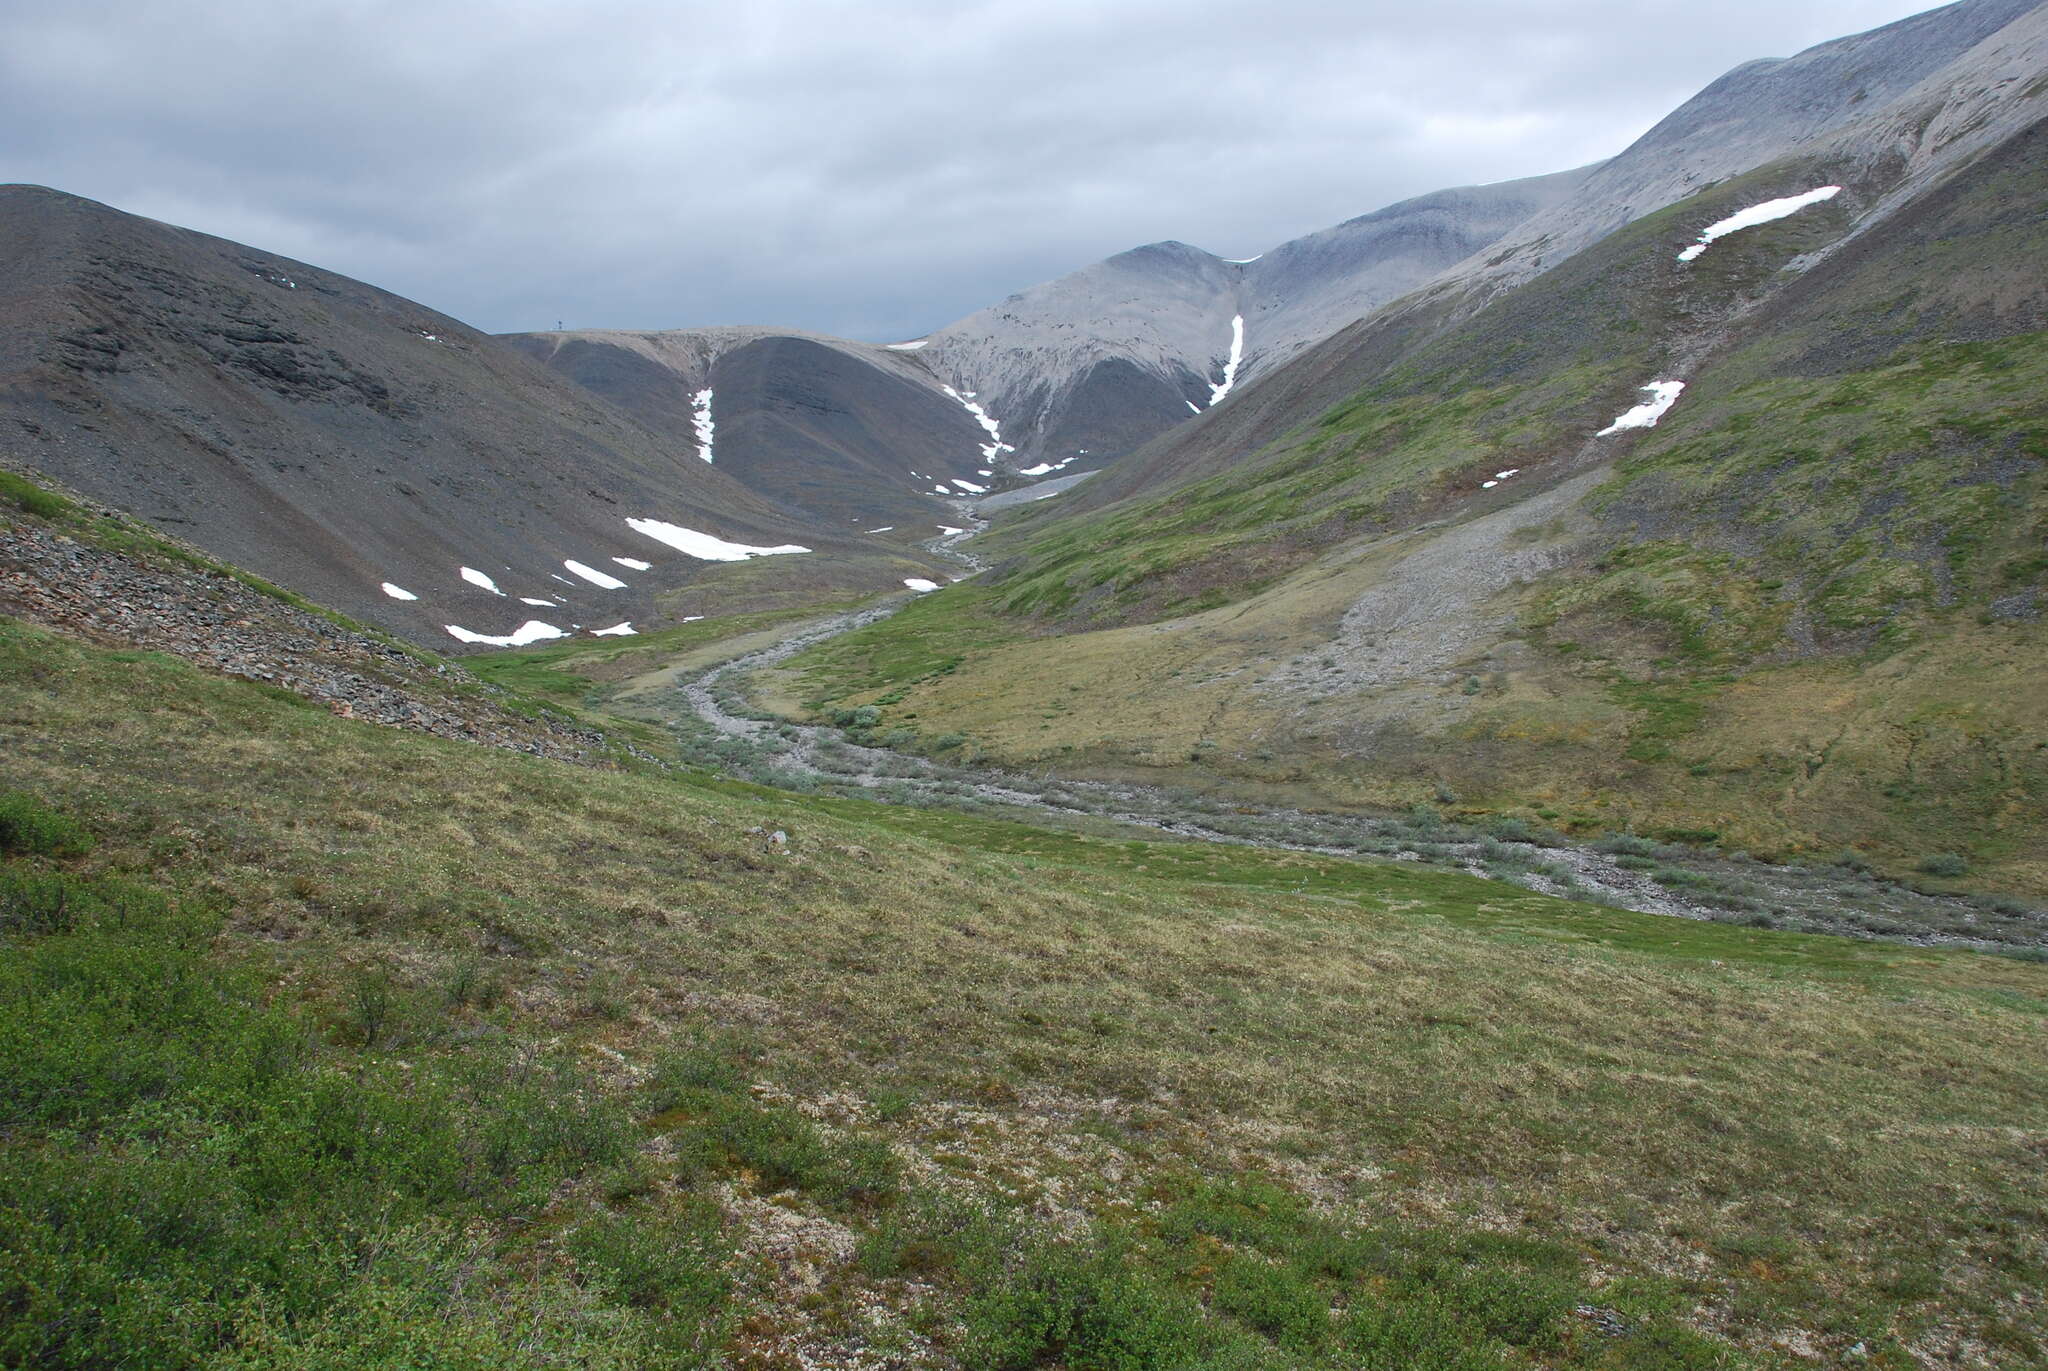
[0,0,1947,339]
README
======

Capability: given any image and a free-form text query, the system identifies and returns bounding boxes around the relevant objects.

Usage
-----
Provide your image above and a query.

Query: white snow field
[1677,186,1841,262]
[564,560,628,589]
[625,518,810,560]
[1597,380,1687,435]
[444,619,565,647]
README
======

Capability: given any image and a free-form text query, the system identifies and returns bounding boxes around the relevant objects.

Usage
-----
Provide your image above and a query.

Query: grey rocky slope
[508,167,1596,501]
[1440,0,2046,304]
[0,185,896,650]
[913,166,1595,466]
[499,326,999,532]
[511,2,2044,516]
[1044,0,2048,520]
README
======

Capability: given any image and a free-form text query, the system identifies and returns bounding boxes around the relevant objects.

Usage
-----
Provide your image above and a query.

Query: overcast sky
[2,0,1948,340]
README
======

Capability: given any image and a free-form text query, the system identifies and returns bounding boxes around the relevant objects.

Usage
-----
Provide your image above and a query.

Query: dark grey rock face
[498,326,1001,530]
[708,334,992,527]
[0,185,835,647]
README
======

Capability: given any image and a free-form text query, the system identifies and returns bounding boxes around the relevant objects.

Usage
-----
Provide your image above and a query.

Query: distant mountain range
[2,0,2042,669]
[788,0,2048,889]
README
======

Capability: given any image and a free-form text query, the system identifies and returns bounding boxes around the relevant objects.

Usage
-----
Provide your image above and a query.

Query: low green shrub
[0,469,75,520]
[1212,1256,1329,1350]
[565,1199,731,1363]
[0,790,94,858]
[642,1039,899,1208]
[0,866,669,1369]
[963,1236,1204,1370]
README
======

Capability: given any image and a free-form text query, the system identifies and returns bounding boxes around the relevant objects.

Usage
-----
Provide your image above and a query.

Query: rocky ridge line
[1,520,619,764]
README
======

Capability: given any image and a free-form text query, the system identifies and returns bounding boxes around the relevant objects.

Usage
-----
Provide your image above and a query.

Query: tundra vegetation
[5,482,2048,1366]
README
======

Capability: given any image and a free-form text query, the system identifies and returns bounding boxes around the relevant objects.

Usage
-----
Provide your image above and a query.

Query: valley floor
[5,485,2048,1369]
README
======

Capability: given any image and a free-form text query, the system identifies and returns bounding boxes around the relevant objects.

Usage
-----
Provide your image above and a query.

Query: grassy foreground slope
[786,130,2048,893]
[5,507,2048,1365]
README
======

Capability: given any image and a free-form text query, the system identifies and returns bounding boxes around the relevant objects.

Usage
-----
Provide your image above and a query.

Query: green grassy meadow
[6,606,2048,1366]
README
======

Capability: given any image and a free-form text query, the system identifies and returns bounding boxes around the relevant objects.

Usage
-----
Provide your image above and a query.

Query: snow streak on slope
[445,619,565,647]
[625,518,810,560]
[564,559,628,589]
[380,582,417,601]
[1207,315,1246,407]
[941,385,1016,462]
[1597,381,1686,435]
[1677,186,1842,261]
[460,566,505,596]
[691,389,716,463]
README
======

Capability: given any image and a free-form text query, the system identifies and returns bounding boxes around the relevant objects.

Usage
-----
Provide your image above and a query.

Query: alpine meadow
[3,2,2046,1367]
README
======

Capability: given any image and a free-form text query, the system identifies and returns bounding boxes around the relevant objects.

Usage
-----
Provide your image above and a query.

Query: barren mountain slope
[499,326,999,530]
[508,170,1598,506]
[0,186,929,649]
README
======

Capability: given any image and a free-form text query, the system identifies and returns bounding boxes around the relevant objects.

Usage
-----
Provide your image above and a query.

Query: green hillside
[7,485,2048,1367]
[785,129,2048,893]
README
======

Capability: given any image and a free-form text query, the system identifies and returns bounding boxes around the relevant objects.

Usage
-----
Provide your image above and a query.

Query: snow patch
[682,615,705,622]
[564,559,628,589]
[612,557,653,571]
[868,526,894,533]
[380,582,418,601]
[589,622,637,637]
[1206,315,1246,407]
[1597,381,1686,436]
[1185,400,1201,414]
[1677,186,1841,262]
[691,389,716,463]
[519,597,556,607]
[626,518,810,560]
[444,620,565,648]
[460,566,507,596]
[884,339,930,351]
[1222,254,1263,264]
[903,578,940,592]
[1019,462,1057,476]
[951,478,987,493]
[938,525,964,535]
[941,384,1016,462]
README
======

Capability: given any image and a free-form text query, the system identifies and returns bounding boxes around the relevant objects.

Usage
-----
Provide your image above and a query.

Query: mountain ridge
[0,184,935,649]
